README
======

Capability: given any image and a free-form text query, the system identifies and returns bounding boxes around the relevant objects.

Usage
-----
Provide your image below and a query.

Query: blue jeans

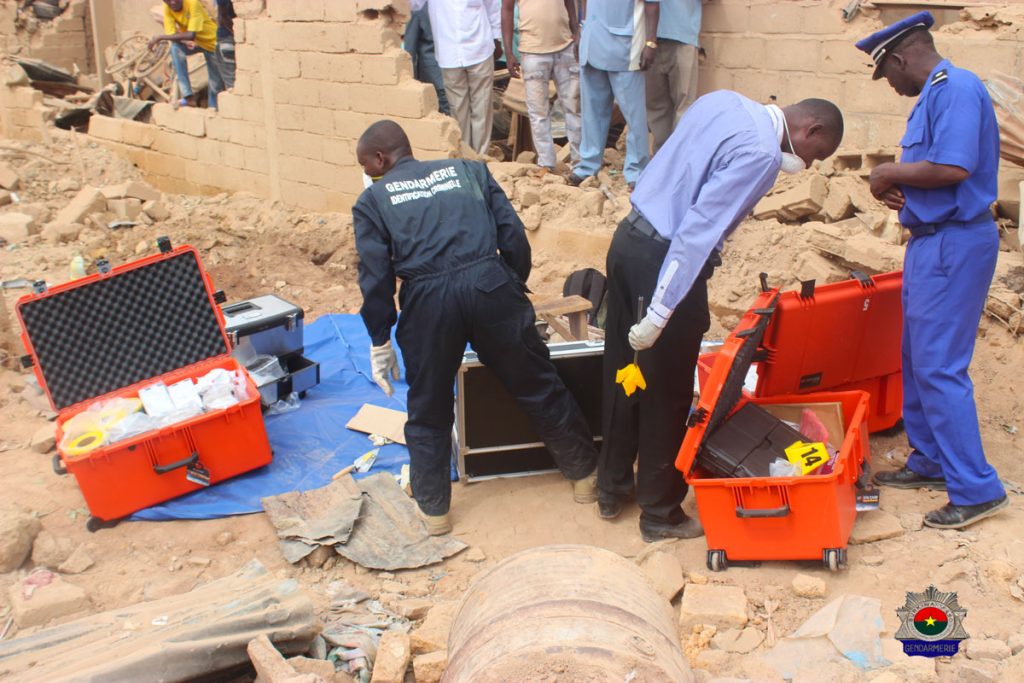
[170,41,225,109]
[577,64,649,184]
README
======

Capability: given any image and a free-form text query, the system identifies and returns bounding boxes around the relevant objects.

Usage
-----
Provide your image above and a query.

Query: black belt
[626,209,670,245]
[908,215,993,238]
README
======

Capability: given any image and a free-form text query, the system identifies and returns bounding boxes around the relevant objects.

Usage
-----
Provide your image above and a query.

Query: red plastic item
[698,272,903,433]
[16,245,272,527]
[677,300,871,571]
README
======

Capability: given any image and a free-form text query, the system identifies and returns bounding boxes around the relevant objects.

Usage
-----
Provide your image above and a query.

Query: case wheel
[52,454,67,476]
[86,516,120,533]
[707,550,728,572]
[823,548,846,572]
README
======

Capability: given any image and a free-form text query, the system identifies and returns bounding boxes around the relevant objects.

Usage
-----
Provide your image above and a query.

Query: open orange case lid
[675,289,779,477]
[15,238,230,413]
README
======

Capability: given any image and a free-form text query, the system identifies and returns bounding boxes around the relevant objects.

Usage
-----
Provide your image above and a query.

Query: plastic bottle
[69,253,86,279]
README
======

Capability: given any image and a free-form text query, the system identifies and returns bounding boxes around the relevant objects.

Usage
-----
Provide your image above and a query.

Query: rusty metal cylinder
[441,544,693,683]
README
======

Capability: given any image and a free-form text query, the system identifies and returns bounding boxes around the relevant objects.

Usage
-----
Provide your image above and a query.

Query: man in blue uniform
[352,121,599,535]
[859,12,1008,529]
[599,92,844,542]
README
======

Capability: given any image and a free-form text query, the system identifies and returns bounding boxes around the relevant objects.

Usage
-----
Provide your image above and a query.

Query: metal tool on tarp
[615,295,647,397]
[331,448,379,481]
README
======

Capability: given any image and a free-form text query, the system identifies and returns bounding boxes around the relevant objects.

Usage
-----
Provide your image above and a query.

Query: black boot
[873,466,946,490]
[924,496,1009,529]
[640,515,704,543]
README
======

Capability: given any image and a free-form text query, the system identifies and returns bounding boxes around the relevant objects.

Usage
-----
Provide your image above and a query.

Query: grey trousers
[443,58,494,155]
[646,40,698,153]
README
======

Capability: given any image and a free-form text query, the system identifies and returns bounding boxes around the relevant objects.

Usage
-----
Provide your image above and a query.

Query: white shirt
[409,0,501,69]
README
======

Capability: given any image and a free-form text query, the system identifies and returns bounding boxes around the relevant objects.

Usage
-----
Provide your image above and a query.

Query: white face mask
[780,114,807,175]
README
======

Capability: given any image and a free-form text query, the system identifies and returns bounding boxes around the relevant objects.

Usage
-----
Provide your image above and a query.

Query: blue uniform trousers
[903,221,1005,505]
[577,64,649,184]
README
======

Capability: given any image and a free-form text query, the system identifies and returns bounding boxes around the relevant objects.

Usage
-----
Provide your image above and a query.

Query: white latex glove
[370,341,401,396]
[628,316,664,351]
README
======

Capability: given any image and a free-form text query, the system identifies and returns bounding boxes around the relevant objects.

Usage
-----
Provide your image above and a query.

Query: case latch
[851,270,873,288]
[32,280,47,294]
[799,279,816,299]
[687,407,709,428]
[157,236,173,254]
[213,290,227,304]
[20,354,33,368]
[285,312,298,331]
[758,272,770,293]
[96,258,112,275]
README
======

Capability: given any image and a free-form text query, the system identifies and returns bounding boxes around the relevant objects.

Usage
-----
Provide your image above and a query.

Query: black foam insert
[19,251,227,410]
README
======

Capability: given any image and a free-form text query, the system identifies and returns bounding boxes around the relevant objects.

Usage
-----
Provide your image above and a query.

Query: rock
[187,556,212,568]
[396,598,432,620]
[288,656,336,680]
[41,222,85,244]
[30,424,56,453]
[248,633,300,681]
[541,173,566,185]
[107,197,143,221]
[519,189,541,208]
[306,545,334,568]
[0,212,37,244]
[579,175,599,189]
[0,507,41,572]
[579,190,605,217]
[410,601,457,654]
[464,547,486,562]
[793,249,841,285]
[862,553,885,566]
[956,660,998,683]
[521,204,542,231]
[216,531,235,546]
[412,651,447,683]
[966,638,1011,661]
[850,510,904,544]
[58,545,95,574]
[54,178,80,193]
[1008,631,1024,656]
[753,175,828,221]
[515,151,537,164]
[688,572,709,585]
[55,187,106,225]
[488,162,533,179]
[8,573,90,627]
[710,626,764,654]
[637,550,685,601]
[101,180,161,203]
[380,580,407,594]
[791,573,826,598]
[0,162,20,190]
[30,531,75,568]
[822,177,856,221]
[142,199,171,221]
[899,512,925,531]
[370,631,410,683]
[679,584,748,630]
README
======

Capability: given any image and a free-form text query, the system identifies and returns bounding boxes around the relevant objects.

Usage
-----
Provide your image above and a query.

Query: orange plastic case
[678,294,871,572]
[16,241,272,530]
[698,271,903,433]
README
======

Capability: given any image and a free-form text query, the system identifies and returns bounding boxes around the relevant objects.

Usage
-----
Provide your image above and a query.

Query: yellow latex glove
[615,362,647,397]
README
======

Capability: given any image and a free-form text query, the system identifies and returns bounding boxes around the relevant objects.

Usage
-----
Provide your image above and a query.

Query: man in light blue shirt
[646,0,701,153]
[597,91,844,542]
[570,0,659,189]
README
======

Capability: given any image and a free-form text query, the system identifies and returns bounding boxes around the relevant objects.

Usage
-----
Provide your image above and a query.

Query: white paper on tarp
[761,595,889,679]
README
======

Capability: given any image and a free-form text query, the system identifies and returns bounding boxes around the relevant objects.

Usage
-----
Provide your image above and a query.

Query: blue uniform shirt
[631,90,781,326]
[580,0,658,72]
[898,60,1000,227]
[657,0,701,46]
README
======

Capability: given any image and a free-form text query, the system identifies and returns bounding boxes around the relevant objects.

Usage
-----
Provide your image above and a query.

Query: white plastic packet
[139,382,175,419]
[769,458,801,477]
[168,379,203,414]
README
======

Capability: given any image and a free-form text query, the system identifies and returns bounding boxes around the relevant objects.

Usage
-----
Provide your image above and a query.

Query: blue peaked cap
[855,11,935,80]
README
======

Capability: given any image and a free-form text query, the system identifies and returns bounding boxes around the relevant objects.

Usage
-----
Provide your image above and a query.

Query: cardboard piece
[345,404,408,445]
[763,402,845,449]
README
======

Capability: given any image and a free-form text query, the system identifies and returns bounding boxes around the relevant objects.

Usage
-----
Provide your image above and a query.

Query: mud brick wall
[85,0,460,213]
[0,85,46,142]
[0,0,94,73]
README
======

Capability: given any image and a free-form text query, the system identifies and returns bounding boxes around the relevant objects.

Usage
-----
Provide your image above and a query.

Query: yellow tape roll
[64,429,106,457]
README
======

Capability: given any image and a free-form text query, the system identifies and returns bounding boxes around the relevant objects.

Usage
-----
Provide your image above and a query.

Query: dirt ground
[1,131,1023,682]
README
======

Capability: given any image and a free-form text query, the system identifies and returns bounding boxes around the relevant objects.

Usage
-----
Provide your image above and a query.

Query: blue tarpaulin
[131,314,418,521]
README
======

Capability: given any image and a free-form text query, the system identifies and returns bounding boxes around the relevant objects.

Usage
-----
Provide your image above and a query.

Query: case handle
[154,451,199,474]
[735,504,790,518]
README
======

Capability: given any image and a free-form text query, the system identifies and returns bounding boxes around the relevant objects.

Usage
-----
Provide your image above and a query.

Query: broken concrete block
[396,598,433,620]
[966,638,1012,662]
[822,177,855,221]
[850,511,904,544]
[0,162,20,190]
[370,631,411,683]
[142,199,171,221]
[464,547,486,562]
[0,212,37,244]
[287,656,336,680]
[101,180,161,203]
[809,222,905,274]
[521,204,542,231]
[519,189,541,208]
[791,573,826,598]
[58,545,95,574]
[9,574,90,627]
[41,222,85,244]
[30,531,75,568]
[55,187,106,225]
[753,175,828,221]
[710,626,765,654]
[579,190,605,218]
[410,600,457,654]
[30,424,56,453]
[412,651,447,683]
[679,584,748,630]
[248,633,299,682]
[107,197,143,221]
[792,249,841,285]
[0,507,41,572]
[637,550,685,602]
